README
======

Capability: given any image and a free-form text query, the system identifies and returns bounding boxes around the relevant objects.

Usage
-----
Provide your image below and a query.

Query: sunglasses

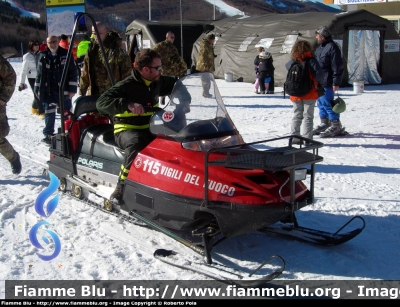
[33,44,39,46]
[147,66,162,71]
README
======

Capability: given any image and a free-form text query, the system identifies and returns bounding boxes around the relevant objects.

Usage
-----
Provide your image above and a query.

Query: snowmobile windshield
[149,72,244,152]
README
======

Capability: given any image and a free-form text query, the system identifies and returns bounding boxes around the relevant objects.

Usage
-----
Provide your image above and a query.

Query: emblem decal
[162,111,174,122]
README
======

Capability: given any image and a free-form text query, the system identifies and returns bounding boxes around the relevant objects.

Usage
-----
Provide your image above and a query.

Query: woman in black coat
[254,51,275,94]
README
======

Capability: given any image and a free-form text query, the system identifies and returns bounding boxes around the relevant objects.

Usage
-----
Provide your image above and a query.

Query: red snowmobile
[46,14,365,285]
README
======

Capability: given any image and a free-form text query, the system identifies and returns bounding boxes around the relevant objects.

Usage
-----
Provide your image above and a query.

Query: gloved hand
[18,84,27,91]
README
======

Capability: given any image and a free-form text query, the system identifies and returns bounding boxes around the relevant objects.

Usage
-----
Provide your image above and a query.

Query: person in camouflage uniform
[0,54,22,174]
[153,31,187,78]
[153,31,187,105]
[80,22,131,96]
[195,33,216,98]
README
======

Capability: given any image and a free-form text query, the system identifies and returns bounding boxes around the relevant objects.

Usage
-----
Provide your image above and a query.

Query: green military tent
[125,19,212,71]
[191,10,400,87]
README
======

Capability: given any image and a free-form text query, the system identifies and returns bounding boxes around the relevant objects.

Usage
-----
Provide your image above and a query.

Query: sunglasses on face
[33,44,39,46]
[147,66,162,71]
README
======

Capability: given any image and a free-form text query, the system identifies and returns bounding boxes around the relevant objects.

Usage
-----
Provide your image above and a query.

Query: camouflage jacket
[153,40,187,78]
[196,38,215,72]
[0,54,17,104]
[80,31,131,96]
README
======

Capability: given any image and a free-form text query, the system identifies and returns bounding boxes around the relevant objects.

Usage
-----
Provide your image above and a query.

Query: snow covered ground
[1,61,400,299]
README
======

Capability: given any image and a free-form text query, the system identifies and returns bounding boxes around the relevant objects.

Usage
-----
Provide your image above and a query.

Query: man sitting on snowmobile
[96,48,191,204]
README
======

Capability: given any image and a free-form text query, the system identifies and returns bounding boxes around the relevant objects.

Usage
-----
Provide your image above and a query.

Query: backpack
[284,59,312,98]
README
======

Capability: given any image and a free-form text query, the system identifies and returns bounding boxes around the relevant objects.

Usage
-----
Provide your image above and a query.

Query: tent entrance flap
[348,30,382,85]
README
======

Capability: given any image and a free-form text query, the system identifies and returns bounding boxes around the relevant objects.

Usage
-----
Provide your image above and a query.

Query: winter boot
[291,136,303,145]
[258,91,265,94]
[313,117,331,135]
[110,181,125,204]
[10,152,22,175]
[320,120,342,138]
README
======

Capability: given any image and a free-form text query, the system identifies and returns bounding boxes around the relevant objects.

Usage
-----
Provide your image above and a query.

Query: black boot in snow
[10,152,22,174]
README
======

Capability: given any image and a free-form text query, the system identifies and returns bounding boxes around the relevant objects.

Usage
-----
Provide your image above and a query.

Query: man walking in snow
[0,54,22,174]
[313,26,344,137]
[196,33,216,98]
[34,35,78,145]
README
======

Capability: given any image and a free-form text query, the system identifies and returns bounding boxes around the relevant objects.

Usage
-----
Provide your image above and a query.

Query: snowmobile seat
[80,124,125,164]
[72,95,112,123]
[72,95,100,119]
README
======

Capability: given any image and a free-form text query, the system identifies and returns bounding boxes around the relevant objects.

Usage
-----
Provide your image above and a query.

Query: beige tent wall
[191,10,400,87]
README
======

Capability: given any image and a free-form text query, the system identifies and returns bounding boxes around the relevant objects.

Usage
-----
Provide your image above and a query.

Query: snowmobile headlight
[294,168,307,181]
[182,135,243,152]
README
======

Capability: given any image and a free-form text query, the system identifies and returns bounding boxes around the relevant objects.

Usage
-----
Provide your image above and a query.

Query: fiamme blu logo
[29,171,61,261]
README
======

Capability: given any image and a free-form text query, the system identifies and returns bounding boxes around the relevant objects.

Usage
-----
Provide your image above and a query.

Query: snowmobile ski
[96,211,286,286]
[258,215,365,245]
[153,249,285,287]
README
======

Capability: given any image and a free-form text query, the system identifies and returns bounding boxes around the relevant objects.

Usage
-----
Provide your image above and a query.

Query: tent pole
[149,0,151,21]
[214,0,215,21]
[180,0,183,56]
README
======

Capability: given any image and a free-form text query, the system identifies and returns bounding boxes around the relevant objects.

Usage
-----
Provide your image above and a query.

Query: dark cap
[207,33,215,40]
[315,26,331,38]
[60,34,68,40]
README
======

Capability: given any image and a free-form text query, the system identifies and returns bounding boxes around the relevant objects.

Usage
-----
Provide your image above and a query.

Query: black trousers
[114,129,155,182]
[258,72,275,93]
[269,74,275,93]
[28,78,44,113]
